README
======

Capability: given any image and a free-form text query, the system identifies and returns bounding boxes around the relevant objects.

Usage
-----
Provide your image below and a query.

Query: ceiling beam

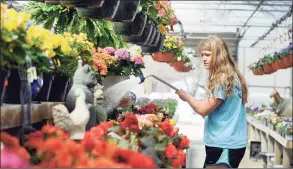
[171,2,291,7]
[174,7,285,12]
[180,23,289,28]
[238,0,266,39]
[250,7,292,47]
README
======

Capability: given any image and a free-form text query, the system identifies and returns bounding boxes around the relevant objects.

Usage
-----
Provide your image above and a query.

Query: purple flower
[115,49,129,60]
[131,55,144,65]
[104,47,116,55]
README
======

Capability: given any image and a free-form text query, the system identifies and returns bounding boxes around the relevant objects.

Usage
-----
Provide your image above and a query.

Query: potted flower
[263,55,276,74]
[152,36,183,63]
[101,45,145,89]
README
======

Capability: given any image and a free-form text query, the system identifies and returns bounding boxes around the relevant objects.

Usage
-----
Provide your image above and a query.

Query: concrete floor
[174,100,263,168]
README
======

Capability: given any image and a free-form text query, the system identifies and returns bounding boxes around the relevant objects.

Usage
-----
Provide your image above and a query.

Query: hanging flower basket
[263,63,274,74]
[152,52,175,63]
[44,0,60,4]
[0,69,10,106]
[141,34,165,54]
[76,0,120,20]
[150,30,161,47]
[112,12,147,36]
[252,69,258,75]
[282,55,292,68]
[169,61,191,72]
[272,61,280,70]
[289,53,293,65]
[276,59,287,69]
[61,0,104,8]
[122,24,153,45]
[112,0,141,22]
[145,25,157,46]
[48,76,69,102]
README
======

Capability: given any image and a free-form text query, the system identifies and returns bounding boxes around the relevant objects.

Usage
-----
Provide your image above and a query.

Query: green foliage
[150,99,178,119]
[25,2,126,49]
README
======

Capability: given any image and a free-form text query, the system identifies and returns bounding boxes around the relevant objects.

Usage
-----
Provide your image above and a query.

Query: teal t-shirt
[204,74,247,149]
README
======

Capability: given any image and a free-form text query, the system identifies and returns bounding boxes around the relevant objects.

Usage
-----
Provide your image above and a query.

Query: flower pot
[278,58,288,69]
[102,76,130,90]
[252,70,258,75]
[141,34,165,54]
[152,52,175,63]
[150,30,161,47]
[0,69,10,106]
[282,55,292,68]
[76,0,120,20]
[122,24,153,45]
[263,64,274,74]
[45,0,60,4]
[285,134,293,141]
[3,69,30,104]
[61,0,104,8]
[272,61,280,71]
[169,61,191,72]
[259,69,264,75]
[48,76,69,102]
[33,73,54,102]
[145,25,157,46]
[112,12,147,36]
[289,54,293,65]
[112,0,140,22]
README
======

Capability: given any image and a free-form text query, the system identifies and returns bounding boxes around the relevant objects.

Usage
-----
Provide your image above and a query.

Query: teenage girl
[176,35,248,168]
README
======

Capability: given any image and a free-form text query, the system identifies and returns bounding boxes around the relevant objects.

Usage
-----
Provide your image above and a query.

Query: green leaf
[154,142,167,151]
[117,139,131,149]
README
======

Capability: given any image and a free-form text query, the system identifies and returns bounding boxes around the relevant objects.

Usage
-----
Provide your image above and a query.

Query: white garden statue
[52,88,90,140]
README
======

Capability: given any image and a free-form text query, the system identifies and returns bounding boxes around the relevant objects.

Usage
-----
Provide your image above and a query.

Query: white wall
[238,47,292,105]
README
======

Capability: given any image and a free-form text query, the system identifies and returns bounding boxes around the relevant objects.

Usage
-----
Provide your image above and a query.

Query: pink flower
[104,47,116,55]
[0,146,31,168]
[158,9,166,16]
[115,49,129,60]
[131,55,144,65]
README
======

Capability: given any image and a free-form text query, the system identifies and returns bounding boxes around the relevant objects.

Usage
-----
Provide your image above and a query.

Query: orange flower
[165,144,177,159]
[128,152,156,168]
[171,149,186,168]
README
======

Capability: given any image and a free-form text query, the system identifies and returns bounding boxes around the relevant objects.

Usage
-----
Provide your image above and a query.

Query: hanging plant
[24,2,126,49]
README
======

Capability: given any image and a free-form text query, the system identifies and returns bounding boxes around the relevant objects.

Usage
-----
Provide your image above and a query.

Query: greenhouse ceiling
[171,0,292,48]
[9,0,292,49]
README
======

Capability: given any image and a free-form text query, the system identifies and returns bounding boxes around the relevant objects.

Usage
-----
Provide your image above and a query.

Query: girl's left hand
[175,89,191,102]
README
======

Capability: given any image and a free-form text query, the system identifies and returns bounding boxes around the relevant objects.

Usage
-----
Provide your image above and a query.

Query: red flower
[120,114,140,132]
[128,152,156,168]
[165,144,177,159]
[171,150,186,168]
[158,120,175,138]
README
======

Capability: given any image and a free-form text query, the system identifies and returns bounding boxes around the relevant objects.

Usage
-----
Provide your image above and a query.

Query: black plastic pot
[141,34,165,54]
[122,24,153,45]
[3,69,30,104]
[0,69,10,105]
[48,76,69,102]
[33,73,54,102]
[44,0,60,4]
[146,25,157,45]
[61,0,105,8]
[112,0,140,22]
[150,30,161,47]
[112,12,147,36]
[76,0,120,20]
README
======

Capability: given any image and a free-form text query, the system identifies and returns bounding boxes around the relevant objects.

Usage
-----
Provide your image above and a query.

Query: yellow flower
[172,45,177,48]
[165,43,172,47]
[45,50,56,59]
[2,20,17,31]
[51,34,63,48]
[169,119,176,125]
[1,3,8,15]
[168,37,175,41]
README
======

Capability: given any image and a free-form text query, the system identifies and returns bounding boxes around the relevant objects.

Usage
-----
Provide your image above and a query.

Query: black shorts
[203,146,246,168]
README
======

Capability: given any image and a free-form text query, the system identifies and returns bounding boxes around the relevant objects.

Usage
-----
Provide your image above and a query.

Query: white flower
[177,57,182,61]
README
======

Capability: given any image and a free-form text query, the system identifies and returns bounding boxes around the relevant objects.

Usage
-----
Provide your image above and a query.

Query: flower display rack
[1,102,60,130]
[247,116,292,168]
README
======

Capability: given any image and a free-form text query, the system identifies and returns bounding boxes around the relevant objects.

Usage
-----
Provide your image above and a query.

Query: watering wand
[138,75,179,91]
